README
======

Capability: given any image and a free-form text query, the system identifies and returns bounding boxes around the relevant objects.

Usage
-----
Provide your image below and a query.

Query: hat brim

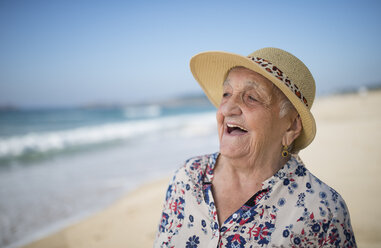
[190,51,316,152]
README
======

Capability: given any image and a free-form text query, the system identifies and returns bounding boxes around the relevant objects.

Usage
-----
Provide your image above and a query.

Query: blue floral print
[185,235,199,248]
[226,234,246,248]
[295,165,307,176]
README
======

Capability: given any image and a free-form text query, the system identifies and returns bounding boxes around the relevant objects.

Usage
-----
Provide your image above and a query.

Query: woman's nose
[221,96,242,116]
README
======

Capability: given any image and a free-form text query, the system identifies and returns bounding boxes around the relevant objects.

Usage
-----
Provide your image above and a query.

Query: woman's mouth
[226,123,248,135]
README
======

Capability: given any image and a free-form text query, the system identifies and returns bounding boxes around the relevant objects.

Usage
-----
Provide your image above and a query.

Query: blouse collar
[203,153,306,191]
[261,154,306,190]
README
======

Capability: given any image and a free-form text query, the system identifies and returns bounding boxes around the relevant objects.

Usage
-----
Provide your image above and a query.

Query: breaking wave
[0,112,216,163]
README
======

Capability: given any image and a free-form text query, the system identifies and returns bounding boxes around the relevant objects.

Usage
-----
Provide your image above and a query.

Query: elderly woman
[154,48,356,247]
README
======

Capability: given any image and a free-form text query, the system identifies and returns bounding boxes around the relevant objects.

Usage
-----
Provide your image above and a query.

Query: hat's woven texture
[190,47,316,151]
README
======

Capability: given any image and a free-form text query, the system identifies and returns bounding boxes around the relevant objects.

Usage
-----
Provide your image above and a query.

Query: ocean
[0,103,219,247]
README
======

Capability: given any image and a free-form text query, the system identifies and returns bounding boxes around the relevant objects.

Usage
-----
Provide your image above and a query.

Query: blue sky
[1,0,381,108]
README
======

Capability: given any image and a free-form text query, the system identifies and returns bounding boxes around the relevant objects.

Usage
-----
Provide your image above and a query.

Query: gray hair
[272,85,299,153]
[271,84,296,118]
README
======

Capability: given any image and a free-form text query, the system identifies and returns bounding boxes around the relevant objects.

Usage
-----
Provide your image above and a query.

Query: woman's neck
[216,150,290,186]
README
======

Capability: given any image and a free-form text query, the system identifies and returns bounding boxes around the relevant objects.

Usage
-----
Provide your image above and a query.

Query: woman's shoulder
[184,152,219,171]
[275,155,356,246]
[293,156,351,222]
[170,152,218,184]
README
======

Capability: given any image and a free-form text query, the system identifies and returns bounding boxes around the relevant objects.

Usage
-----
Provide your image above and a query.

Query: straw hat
[190,47,316,151]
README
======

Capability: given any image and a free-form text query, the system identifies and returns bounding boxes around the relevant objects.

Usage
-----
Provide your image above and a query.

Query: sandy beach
[21,90,381,248]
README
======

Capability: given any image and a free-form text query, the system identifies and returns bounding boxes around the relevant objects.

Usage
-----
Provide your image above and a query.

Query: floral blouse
[154,153,356,247]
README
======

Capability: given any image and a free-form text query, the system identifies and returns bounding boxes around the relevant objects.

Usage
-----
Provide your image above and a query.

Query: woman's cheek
[216,110,224,141]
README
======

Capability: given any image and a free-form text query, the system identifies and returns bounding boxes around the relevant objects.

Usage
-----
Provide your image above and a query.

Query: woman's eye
[248,95,257,102]
[222,92,230,98]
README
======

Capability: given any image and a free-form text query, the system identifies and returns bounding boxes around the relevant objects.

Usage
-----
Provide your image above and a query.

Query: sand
[22,90,381,248]
[21,177,171,248]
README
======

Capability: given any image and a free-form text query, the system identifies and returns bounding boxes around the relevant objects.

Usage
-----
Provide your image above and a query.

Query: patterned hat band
[247,56,309,107]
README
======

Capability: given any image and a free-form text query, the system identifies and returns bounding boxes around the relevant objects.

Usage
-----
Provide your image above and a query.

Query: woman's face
[216,67,291,160]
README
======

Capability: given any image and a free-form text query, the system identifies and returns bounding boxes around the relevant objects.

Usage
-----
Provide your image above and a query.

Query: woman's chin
[219,144,248,159]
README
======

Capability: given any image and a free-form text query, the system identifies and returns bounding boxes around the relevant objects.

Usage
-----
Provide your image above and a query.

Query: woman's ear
[282,114,302,146]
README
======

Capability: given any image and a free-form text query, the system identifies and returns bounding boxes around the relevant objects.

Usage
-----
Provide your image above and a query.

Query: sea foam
[0,112,216,161]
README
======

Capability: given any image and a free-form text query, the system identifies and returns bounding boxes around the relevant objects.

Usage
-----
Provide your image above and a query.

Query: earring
[282,145,289,157]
